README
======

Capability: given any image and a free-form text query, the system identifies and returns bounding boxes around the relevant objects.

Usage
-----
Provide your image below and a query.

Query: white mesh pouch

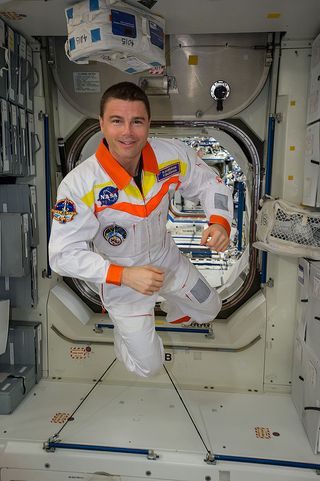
[253,198,320,259]
[65,0,165,73]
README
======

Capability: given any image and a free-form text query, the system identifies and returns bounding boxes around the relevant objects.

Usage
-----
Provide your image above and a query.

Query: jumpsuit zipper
[135,172,151,263]
[142,179,151,263]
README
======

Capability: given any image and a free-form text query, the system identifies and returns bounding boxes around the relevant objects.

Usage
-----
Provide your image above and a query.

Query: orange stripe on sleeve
[106,264,124,286]
[209,215,231,237]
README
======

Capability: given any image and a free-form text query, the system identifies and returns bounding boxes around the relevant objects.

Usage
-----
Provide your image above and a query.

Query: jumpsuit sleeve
[177,142,233,235]
[49,178,122,285]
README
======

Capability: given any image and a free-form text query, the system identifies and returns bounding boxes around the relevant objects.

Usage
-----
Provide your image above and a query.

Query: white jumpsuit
[49,138,233,377]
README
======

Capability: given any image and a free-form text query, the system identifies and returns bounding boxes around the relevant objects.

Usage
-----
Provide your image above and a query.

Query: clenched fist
[122,265,164,295]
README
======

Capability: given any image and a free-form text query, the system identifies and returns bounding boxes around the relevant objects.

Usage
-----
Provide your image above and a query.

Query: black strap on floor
[163,364,211,454]
[7,375,26,394]
[54,358,117,438]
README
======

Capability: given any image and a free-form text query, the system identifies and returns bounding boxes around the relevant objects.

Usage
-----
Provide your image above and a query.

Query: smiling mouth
[119,141,136,149]
[119,140,136,146]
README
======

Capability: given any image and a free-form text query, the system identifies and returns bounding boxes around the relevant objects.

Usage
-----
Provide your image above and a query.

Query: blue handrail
[44,114,51,278]
[44,441,320,470]
[261,115,275,284]
[236,181,245,252]
[46,441,154,457]
[95,323,211,334]
[214,453,320,471]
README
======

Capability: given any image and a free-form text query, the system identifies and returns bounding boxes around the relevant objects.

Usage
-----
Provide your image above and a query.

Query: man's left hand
[200,224,229,252]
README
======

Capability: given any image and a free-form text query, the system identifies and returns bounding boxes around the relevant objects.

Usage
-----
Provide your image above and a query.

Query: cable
[163,364,211,454]
[304,406,320,412]
[53,358,117,438]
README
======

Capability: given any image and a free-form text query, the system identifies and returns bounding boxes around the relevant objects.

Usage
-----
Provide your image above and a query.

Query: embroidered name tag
[157,162,180,182]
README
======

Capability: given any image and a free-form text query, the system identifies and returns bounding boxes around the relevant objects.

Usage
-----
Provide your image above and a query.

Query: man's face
[99,98,150,166]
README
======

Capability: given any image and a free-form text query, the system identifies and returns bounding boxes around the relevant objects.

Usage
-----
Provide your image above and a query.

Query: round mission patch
[52,198,77,224]
[103,225,128,246]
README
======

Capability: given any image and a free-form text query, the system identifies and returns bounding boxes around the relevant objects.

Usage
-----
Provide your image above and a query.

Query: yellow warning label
[155,319,167,325]
[289,146,296,151]
[267,12,281,19]
[255,427,271,439]
[70,346,88,360]
[8,28,14,50]
[188,55,198,65]
[51,412,70,424]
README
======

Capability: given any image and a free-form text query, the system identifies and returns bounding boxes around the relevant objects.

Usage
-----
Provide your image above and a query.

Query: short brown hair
[100,82,150,118]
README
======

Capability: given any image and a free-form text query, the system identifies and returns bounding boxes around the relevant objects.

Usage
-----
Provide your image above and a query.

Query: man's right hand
[121,265,164,295]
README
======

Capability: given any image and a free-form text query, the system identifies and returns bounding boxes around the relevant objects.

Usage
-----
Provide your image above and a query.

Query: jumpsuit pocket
[96,219,149,259]
[147,206,167,251]
[186,277,212,304]
[131,220,149,256]
[156,210,167,250]
[177,257,214,305]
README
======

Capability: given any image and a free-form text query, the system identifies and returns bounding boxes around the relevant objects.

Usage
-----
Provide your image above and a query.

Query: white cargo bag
[65,0,165,73]
[253,198,320,259]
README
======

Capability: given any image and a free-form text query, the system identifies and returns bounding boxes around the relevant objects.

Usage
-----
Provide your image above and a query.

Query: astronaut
[49,82,233,377]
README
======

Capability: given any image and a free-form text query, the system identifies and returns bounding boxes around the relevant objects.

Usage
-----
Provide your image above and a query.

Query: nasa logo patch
[103,225,128,246]
[98,186,119,206]
[52,198,77,224]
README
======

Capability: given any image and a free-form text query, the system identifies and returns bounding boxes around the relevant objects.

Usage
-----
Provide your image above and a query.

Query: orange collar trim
[95,141,159,190]
[142,141,159,174]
